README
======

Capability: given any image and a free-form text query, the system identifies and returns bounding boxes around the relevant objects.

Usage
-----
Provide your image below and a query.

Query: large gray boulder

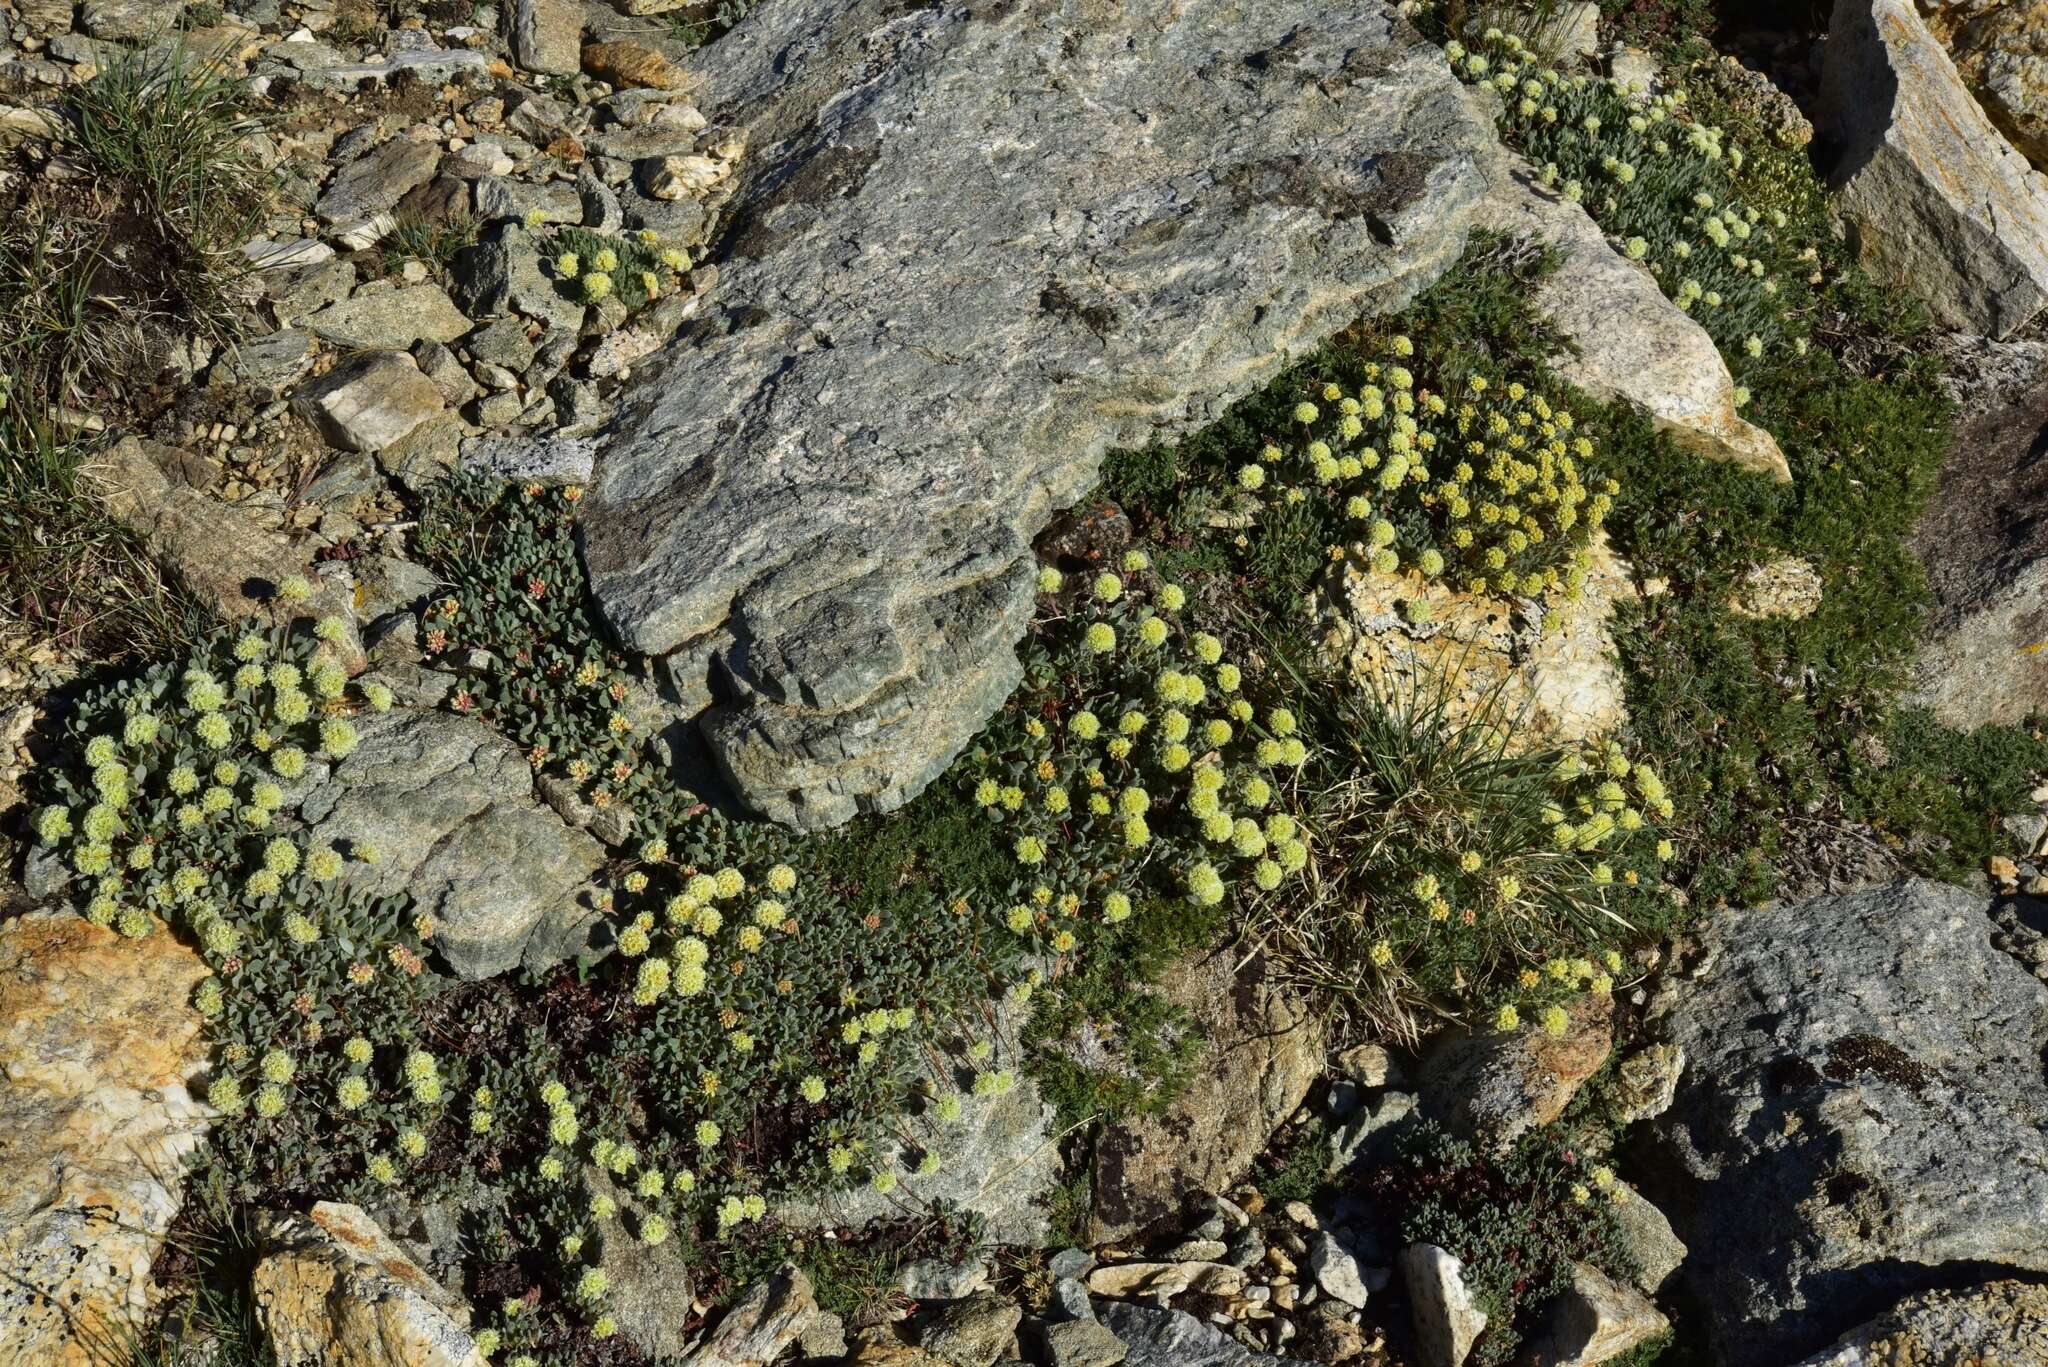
[1789,1279,2048,1366]
[1820,0,2048,337]
[1647,880,2048,1361]
[577,0,1498,828]
[300,709,607,978]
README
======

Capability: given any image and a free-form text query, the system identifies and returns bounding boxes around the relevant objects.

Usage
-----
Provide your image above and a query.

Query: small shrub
[1364,1121,1634,1366]
[385,211,479,280]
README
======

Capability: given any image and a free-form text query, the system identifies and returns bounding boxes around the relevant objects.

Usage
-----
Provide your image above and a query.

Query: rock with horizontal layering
[253,1202,487,1367]
[575,0,1499,829]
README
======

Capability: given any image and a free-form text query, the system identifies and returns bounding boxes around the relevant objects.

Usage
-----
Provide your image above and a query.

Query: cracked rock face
[300,708,606,979]
[578,0,1498,828]
[1647,880,2048,1361]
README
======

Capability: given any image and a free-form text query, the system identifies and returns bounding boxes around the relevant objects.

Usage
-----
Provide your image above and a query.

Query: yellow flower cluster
[1248,351,1611,601]
[974,555,1313,957]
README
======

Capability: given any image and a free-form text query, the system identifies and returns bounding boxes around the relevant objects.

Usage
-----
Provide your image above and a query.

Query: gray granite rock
[575,0,1498,828]
[1789,1280,2048,1367]
[300,709,607,978]
[506,0,581,77]
[1820,0,2048,336]
[1399,1243,1488,1367]
[451,222,586,333]
[1097,1303,1311,1367]
[773,1003,1055,1244]
[316,136,443,236]
[1647,879,2048,1361]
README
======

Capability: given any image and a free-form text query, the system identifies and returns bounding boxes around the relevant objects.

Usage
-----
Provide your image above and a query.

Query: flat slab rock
[1646,879,2048,1361]
[0,913,212,1365]
[578,0,1498,828]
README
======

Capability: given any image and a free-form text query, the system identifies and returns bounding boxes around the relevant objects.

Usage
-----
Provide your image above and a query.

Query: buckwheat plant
[417,475,667,817]
[545,225,692,312]
[1448,28,1815,387]
[1240,344,1611,604]
[31,583,389,943]
[969,553,1315,946]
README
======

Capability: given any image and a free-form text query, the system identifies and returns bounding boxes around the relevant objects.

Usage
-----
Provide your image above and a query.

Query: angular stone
[577,0,1497,828]
[265,256,358,326]
[1476,156,1788,480]
[1418,993,1613,1151]
[1084,1261,1245,1301]
[1820,0,2048,336]
[451,222,586,333]
[1087,951,1325,1243]
[1789,1280,2048,1367]
[243,237,336,271]
[1321,531,1635,756]
[299,708,607,978]
[689,1265,818,1367]
[1907,338,2048,728]
[1527,1263,1668,1366]
[582,39,683,90]
[1608,1183,1685,1295]
[305,284,471,351]
[81,0,183,40]
[316,136,443,234]
[0,913,211,1367]
[217,327,315,395]
[89,437,348,632]
[254,1202,486,1367]
[1042,1317,1128,1367]
[1097,1302,1312,1367]
[295,351,448,454]
[1399,1243,1488,1367]
[507,0,581,77]
[1647,879,2048,1360]
[1308,1232,1371,1310]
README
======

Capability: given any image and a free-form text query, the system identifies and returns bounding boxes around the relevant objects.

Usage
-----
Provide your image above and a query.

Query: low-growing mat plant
[1363,1121,1636,1367]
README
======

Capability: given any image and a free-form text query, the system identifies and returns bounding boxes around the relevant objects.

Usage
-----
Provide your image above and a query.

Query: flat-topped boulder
[577,0,1498,827]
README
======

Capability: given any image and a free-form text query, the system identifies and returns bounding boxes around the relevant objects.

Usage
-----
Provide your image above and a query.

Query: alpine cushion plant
[1448,28,1817,398]
[31,577,389,944]
[1235,337,1613,608]
[967,552,1316,944]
